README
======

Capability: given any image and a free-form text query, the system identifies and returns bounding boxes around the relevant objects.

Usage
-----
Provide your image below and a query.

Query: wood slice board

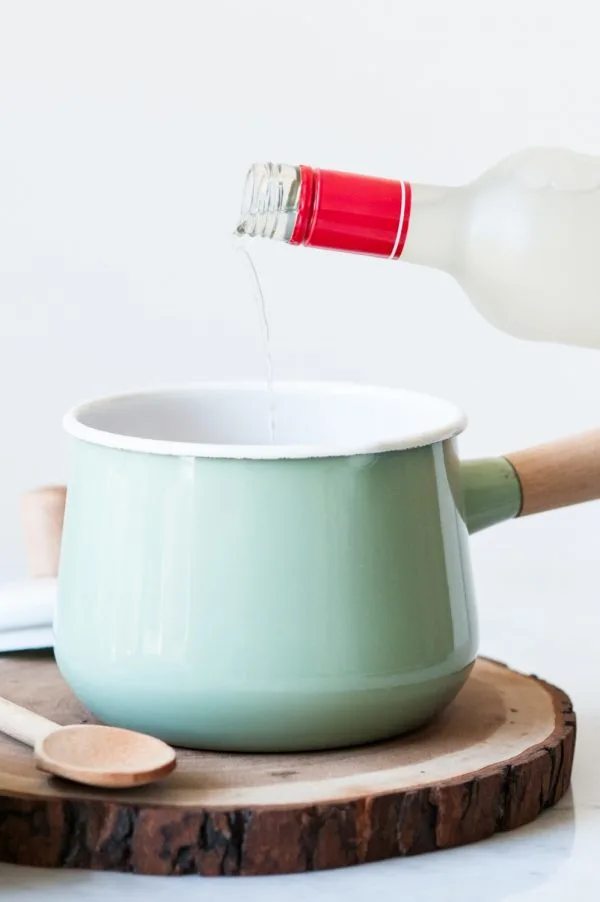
[0,652,575,877]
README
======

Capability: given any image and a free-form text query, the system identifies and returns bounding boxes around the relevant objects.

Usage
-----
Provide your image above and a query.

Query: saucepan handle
[461,428,600,533]
[505,428,600,516]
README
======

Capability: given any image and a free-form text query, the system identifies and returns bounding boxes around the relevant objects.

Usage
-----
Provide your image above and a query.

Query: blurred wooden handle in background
[21,486,67,578]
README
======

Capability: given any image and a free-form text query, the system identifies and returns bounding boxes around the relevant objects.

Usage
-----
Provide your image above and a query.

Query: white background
[1,0,600,649]
[0,3,598,669]
[1,0,599,604]
[0,1,599,898]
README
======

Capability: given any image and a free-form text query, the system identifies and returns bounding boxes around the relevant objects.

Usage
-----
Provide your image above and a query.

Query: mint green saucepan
[55,382,600,752]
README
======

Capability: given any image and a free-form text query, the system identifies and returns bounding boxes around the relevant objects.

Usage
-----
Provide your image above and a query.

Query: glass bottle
[236,149,600,348]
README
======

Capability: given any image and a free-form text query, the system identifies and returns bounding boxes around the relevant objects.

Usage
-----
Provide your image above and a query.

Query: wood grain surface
[0,652,575,876]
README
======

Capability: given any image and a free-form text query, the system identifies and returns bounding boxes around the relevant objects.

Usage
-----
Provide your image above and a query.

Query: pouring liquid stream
[233,240,276,443]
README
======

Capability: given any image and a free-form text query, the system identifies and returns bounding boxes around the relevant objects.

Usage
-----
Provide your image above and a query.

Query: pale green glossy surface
[461,457,522,533]
[55,439,521,751]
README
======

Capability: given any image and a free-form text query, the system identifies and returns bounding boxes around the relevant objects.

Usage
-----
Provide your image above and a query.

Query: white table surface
[0,513,598,901]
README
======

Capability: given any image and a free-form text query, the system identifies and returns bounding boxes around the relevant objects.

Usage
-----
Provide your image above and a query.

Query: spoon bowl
[36,723,177,788]
[0,694,177,789]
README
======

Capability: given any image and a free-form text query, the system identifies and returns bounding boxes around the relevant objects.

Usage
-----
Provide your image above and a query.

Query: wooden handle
[505,428,600,516]
[21,486,67,578]
[0,696,57,748]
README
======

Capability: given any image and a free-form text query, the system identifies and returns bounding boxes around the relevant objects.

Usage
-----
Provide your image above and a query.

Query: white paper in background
[0,626,53,653]
[0,578,55,651]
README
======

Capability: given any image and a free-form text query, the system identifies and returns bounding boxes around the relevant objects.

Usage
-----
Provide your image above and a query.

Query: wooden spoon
[0,696,176,788]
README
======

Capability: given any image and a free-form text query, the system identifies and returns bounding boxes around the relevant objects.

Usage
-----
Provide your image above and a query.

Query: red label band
[291,168,412,259]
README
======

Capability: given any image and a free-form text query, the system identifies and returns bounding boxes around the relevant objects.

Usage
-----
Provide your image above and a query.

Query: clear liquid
[233,241,276,443]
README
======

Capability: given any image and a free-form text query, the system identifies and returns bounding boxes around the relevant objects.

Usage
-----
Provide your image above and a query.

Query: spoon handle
[0,696,58,747]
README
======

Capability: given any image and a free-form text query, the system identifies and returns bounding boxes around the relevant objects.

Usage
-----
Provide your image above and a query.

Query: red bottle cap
[290,167,411,259]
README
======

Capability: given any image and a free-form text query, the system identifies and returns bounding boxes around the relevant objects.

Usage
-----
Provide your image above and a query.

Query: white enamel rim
[63,381,468,460]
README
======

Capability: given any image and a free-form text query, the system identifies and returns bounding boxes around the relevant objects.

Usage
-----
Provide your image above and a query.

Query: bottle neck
[237,164,461,272]
[400,183,461,271]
